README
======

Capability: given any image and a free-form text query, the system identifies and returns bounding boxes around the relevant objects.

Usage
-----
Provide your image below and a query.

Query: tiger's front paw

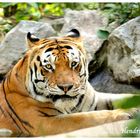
[125,108,140,119]
[114,112,131,121]
[113,108,138,121]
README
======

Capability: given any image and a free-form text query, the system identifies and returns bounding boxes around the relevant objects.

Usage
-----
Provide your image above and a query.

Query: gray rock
[0,31,5,43]
[61,9,108,62]
[89,69,140,93]
[39,17,64,32]
[107,16,140,83]
[0,20,56,75]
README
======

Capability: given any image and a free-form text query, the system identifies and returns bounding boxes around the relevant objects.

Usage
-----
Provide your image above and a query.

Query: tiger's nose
[57,84,73,93]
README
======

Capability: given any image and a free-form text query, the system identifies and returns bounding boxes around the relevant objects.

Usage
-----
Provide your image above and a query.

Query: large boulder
[90,69,140,93]
[61,9,108,62]
[0,20,56,76]
[107,16,140,83]
[39,17,64,32]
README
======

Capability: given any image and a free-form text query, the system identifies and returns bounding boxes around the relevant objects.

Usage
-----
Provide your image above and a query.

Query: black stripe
[106,102,110,110]
[55,39,58,44]
[38,110,57,117]
[17,56,27,72]
[4,92,33,133]
[20,56,27,67]
[34,79,45,83]
[0,105,6,117]
[39,61,42,67]
[57,41,70,44]
[46,42,58,47]
[28,69,33,96]
[39,44,46,49]
[37,56,40,61]
[94,105,97,110]
[39,106,63,114]
[46,54,50,57]
[71,94,84,112]
[65,109,70,114]
[7,111,23,133]
[109,100,114,110]
[32,82,43,95]
[30,68,33,81]
[46,94,78,102]
[79,95,88,112]
[61,46,72,49]
[2,80,33,135]
[45,48,54,53]
[42,40,50,44]
[45,107,63,114]
[106,100,114,110]
[40,69,44,76]
[34,63,37,78]
[36,56,43,67]
[80,72,86,78]
[89,95,95,110]
[76,94,84,108]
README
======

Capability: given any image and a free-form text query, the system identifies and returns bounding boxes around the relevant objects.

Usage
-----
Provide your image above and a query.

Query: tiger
[0,29,137,137]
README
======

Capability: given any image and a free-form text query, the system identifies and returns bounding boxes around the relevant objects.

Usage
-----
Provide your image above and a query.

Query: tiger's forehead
[41,37,79,47]
[35,38,80,64]
[40,43,79,57]
[37,37,80,54]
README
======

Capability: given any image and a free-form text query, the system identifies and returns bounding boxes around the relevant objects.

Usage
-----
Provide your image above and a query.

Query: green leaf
[97,29,109,40]
[113,95,140,109]
[28,3,39,9]
[103,4,116,9]
[0,3,16,8]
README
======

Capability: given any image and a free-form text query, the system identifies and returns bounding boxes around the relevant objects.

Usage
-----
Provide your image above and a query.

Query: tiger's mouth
[46,94,78,102]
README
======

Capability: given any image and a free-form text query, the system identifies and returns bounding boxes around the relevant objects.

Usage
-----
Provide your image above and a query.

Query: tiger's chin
[44,93,79,113]
[54,97,79,114]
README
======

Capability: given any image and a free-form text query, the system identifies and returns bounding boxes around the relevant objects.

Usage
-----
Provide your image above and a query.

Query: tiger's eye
[71,61,77,67]
[46,64,52,69]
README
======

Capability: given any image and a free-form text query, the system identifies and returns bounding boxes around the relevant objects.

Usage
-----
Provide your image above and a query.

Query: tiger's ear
[66,29,80,38]
[26,32,40,48]
[66,29,85,54]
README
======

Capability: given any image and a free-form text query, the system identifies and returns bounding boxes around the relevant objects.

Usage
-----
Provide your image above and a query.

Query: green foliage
[0,2,139,34]
[0,3,140,23]
[0,3,139,35]
[114,94,140,137]
[114,95,140,109]
[0,3,42,21]
[100,3,140,24]
[97,29,109,40]
[0,2,16,8]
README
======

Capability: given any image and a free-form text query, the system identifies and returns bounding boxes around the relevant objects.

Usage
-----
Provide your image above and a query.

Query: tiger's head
[25,29,88,111]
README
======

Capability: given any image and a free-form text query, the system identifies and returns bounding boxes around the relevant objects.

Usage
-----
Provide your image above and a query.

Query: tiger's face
[25,29,88,111]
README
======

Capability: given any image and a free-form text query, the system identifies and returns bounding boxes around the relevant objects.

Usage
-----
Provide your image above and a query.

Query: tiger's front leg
[22,108,131,136]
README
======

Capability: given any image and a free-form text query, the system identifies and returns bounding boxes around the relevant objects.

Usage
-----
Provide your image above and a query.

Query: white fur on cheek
[66,47,80,68]
[41,51,56,70]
